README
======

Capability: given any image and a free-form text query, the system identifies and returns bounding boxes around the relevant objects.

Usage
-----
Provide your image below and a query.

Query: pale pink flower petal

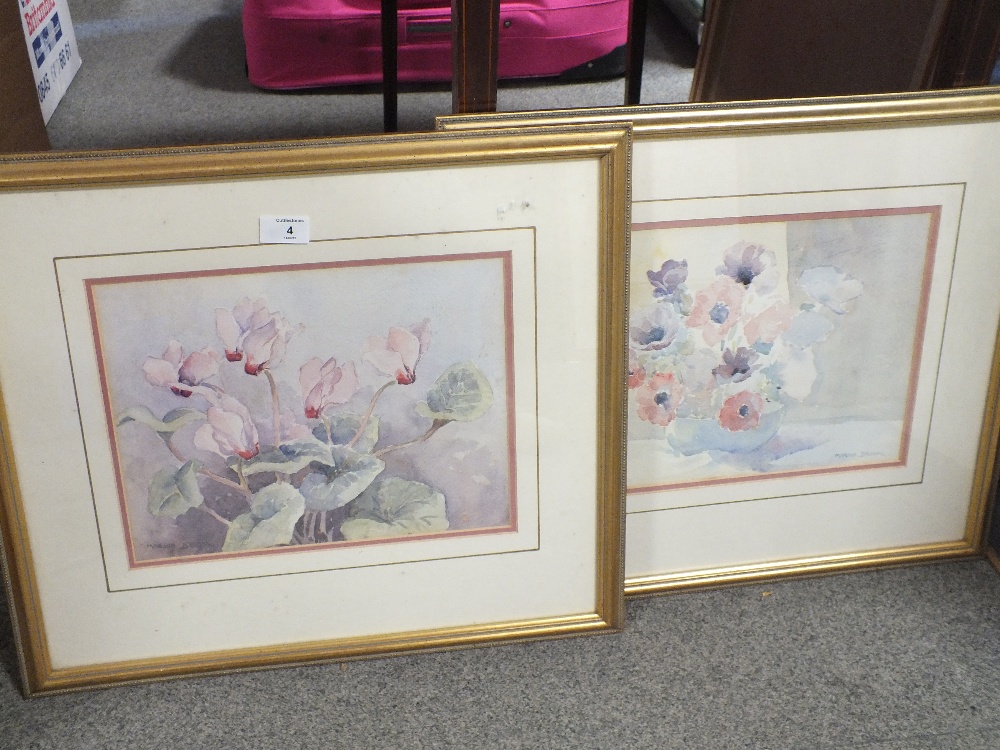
[142,357,179,388]
[215,308,243,360]
[178,349,219,386]
[194,395,259,459]
[162,340,184,368]
[744,302,794,345]
[686,278,746,347]
[300,358,359,419]
[362,320,431,385]
[636,372,683,427]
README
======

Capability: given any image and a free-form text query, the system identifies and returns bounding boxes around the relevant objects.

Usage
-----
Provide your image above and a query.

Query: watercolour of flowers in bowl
[628,240,864,463]
[115,294,500,561]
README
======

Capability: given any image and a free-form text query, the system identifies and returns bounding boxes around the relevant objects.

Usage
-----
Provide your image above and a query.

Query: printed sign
[20,0,81,123]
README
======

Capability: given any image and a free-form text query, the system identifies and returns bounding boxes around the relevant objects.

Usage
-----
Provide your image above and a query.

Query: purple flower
[713,347,759,384]
[142,341,219,398]
[717,242,778,293]
[630,304,681,351]
[647,259,688,301]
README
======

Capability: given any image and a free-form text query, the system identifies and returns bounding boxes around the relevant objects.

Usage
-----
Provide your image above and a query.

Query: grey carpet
[46,0,696,150]
[2,559,1000,748]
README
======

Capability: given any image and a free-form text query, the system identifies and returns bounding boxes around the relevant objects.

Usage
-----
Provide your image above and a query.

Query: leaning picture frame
[440,88,1000,596]
[0,126,630,695]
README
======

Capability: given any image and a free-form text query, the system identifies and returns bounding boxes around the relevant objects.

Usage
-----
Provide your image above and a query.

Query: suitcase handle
[406,16,451,36]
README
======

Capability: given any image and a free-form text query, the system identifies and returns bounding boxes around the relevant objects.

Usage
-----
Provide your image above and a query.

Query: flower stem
[197,468,252,503]
[164,437,186,463]
[374,419,450,458]
[263,369,282,446]
[196,503,233,527]
[347,380,394,449]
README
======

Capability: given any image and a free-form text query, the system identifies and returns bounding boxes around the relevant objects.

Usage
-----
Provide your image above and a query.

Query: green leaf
[241,437,335,477]
[299,446,385,511]
[148,460,204,518]
[340,477,448,540]
[222,483,306,551]
[315,412,380,452]
[118,406,205,435]
[415,362,493,422]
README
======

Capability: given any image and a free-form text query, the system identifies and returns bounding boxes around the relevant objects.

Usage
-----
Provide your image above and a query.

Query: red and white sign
[19,0,81,123]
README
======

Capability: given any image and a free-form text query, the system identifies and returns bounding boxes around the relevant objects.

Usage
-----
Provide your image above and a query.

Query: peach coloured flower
[686,278,745,346]
[744,301,794,345]
[628,349,646,389]
[718,390,764,432]
[636,372,683,427]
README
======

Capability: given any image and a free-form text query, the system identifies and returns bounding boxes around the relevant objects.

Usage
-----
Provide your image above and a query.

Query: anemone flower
[636,372,684,427]
[712,347,759,384]
[630,303,682,351]
[647,259,689,302]
[717,241,779,294]
[718,390,764,432]
[686,277,746,346]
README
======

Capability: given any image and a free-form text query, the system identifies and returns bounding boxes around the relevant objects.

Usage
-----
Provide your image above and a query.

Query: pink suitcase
[243,0,629,90]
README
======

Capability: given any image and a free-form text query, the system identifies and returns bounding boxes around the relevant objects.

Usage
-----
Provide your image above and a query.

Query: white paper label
[259,215,310,244]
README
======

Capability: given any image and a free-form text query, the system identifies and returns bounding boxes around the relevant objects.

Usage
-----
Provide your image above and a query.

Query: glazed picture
[627,206,940,495]
[86,251,517,566]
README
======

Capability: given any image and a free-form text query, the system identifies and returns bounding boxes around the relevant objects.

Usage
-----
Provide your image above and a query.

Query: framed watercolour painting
[0,126,630,695]
[439,87,1000,596]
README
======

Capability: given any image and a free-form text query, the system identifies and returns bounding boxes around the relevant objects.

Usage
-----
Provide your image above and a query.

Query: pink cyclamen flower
[299,358,360,419]
[215,298,271,362]
[193,395,260,460]
[686,277,746,347]
[142,340,219,398]
[362,319,431,385]
[718,390,764,432]
[215,298,299,374]
[636,372,683,427]
[241,315,298,375]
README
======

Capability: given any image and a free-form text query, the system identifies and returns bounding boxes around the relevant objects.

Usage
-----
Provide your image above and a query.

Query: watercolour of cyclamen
[116,297,494,554]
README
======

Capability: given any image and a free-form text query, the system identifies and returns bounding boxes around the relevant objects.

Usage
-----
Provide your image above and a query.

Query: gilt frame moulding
[439,87,1000,597]
[0,125,630,695]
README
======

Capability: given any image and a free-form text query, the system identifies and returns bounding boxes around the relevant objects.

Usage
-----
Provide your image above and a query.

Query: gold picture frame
[0,126,630,695]
[441,88,1000,597]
